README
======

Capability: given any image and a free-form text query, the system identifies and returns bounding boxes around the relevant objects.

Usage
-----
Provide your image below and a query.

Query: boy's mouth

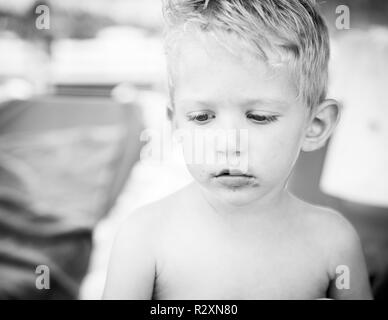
[213,169,256,188]
[214,169,253,178]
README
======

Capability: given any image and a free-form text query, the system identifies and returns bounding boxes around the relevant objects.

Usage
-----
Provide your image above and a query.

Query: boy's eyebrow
[240,98,290,110]
[175,99,214,109]
[176,98,290,110]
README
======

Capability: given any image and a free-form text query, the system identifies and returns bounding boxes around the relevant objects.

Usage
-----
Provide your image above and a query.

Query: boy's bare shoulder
[295,197,358,239]
[120,183,194,234]
[105,184,194,299]
[293,197,361,258]
[293,197,370,295]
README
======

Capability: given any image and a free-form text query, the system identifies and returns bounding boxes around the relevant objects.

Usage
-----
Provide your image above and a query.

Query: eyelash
[186,112,279,125]
[186,112,215,124]
[246,113,279,124]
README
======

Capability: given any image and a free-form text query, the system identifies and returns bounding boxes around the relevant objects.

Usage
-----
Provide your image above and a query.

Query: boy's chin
[212,187,262,207]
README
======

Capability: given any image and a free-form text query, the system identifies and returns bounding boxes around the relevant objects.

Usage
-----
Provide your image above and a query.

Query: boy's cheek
[185,164,214,184]
[248,139,302,177]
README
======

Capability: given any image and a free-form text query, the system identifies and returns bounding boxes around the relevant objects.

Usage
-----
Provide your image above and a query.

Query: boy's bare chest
[154,220,329,299]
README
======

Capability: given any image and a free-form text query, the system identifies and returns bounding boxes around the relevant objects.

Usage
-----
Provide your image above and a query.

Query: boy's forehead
[172,31,298,107]
[175,30,261,71]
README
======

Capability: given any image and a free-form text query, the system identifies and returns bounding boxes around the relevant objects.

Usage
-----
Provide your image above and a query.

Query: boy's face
[172,32,310,207]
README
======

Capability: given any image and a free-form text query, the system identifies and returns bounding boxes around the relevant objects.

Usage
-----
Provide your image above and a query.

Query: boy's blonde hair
[163,0,330,109]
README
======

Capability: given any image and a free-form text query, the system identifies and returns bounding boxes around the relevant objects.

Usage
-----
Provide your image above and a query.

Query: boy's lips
[213,169,254,178]
[212,169,256,188]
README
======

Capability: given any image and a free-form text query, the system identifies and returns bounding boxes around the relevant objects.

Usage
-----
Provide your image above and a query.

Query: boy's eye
[187,111,215,124]
[246,112,279,124]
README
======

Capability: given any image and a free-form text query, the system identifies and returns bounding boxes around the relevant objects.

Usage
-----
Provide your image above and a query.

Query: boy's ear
[302,99,341,152]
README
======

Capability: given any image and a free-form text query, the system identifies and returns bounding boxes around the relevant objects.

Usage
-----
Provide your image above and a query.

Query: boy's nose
[216,148,242,158]
[209,113,249,159]
[214,129,248,156]
[215,143,248,171]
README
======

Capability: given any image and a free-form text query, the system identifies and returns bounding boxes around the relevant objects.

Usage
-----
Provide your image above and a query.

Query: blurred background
[0,0,387,299]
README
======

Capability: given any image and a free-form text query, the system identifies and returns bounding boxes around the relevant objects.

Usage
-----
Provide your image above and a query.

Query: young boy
[103,0,372,299]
